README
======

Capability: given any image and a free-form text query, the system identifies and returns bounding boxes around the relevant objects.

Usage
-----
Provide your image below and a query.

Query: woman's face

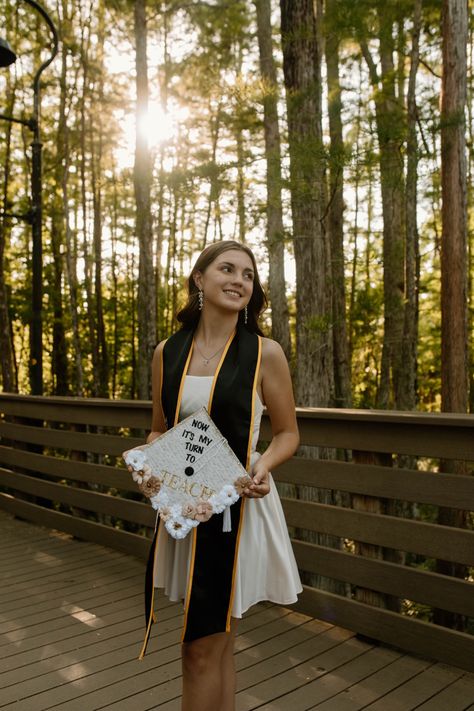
[194,249,255,314]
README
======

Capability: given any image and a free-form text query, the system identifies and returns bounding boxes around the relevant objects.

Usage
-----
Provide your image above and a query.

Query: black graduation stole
[139,325,261,657]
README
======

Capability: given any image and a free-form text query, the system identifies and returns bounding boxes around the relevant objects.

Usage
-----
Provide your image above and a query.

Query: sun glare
[138,104,175,146]
[116,103,189,169]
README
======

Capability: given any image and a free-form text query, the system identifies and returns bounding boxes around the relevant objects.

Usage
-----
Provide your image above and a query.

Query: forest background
[0,0,472,415]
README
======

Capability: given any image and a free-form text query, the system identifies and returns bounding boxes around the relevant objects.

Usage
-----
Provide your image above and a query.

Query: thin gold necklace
[193,340,225,366]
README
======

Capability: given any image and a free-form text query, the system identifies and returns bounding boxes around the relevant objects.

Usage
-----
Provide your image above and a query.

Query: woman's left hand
[244,460,270,498]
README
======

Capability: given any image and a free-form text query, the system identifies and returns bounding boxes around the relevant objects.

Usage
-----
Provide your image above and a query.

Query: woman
[147,240,301,711]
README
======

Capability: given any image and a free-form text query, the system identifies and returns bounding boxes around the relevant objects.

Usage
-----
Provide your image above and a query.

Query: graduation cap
[123,407,252,539]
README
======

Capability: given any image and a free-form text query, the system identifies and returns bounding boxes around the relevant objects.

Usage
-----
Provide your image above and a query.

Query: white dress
[154,375,302,617]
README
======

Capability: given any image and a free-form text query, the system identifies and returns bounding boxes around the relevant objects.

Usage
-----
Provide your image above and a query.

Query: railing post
[352,450,399,611]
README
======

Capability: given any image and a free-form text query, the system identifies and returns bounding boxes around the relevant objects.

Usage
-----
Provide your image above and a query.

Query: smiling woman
[143,239,302,711]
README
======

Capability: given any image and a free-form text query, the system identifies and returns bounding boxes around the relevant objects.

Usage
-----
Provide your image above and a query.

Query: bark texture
[50,22,70,396]
[280,0,333,407]
[440,0,469,414]
[435,0,469,630]
[0,75,17,392]
[360,8,405,409]
[255,0,291,359]
[397,0,422,411]
[134,0,157,400]
[325,15,351,407]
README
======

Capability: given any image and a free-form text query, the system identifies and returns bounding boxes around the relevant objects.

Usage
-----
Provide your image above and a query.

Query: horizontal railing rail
[0,393,473,671]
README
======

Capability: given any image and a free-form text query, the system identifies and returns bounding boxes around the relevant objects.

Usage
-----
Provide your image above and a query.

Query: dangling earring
[198,289,203,311]
[244,304,248,324]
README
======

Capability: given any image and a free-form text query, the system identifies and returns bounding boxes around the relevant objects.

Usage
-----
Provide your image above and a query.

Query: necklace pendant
[203,358,209,365]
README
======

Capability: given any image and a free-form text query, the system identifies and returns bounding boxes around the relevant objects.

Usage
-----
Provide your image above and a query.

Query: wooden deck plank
[413,672,474,710]
[308,656,460,709]
[1,545,132,590]
[0,557,144,607]
[236,635,375,710]
[0,580,144,635]
[0,596,144,660]
[362,663,470,710]
[0,570,143,616]
[0,608,279,711]
[253,647,428,711]
[2,510,474,711]
[0,603,182,688]
[0,561,144,611]
[235,617,331,665]
[0,623,184,709]
[236,625,356,695]
[97,617,332,711]
[0,533,126,567]
[0,589,144,646]
[94,620,347,711]
[0,595,175,671]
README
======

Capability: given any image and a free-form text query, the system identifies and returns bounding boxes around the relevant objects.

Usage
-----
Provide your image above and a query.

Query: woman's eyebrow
[220,260,254,274]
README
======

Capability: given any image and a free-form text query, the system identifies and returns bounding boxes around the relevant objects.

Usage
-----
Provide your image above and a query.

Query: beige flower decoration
[182,503,197,520]
[160,506,171,521]
[234,475,252,496]
[194,501,213,522]
[138,476,161,498]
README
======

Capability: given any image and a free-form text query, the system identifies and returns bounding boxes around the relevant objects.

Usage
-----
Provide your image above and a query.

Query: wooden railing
[1,393,473,671]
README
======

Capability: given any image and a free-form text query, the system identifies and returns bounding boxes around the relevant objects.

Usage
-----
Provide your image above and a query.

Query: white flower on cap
[165,514,194,540]
[124,449,147,472]
[151,490,170,510]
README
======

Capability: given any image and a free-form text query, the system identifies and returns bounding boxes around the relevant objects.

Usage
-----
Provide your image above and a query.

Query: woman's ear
[193,271,203,290]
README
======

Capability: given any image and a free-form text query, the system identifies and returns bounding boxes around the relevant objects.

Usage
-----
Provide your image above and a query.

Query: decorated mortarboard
[123,406,252,539]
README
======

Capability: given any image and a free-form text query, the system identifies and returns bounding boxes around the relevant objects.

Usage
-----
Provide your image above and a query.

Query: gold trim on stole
[225,335,262,631]
[139,338,192,660]
[139,342,167,659]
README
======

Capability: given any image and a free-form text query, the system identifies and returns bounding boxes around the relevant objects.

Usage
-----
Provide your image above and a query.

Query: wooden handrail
[0,394,473,672]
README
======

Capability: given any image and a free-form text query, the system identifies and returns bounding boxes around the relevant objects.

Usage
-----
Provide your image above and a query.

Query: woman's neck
[194,311,238,346]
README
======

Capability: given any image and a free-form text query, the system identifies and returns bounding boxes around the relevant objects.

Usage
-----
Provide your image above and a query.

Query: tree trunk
[435,0,469,630]
[91,150,109,397]
[325,14,351,407]
[254,0,291,360]
[79,15,99,396]
[50,28,70,396]
[234,43,246,245]
[91,1,109,397]
[440,0,469,414]
[0,74,17,392]
[280,0,333,407]
[134,0,157,400]
[468,11,474,415]
[110,172,119,398]
[397,0,422,411]
[203,101,222,249]
[360,9,405,409]
[280,0,345,597]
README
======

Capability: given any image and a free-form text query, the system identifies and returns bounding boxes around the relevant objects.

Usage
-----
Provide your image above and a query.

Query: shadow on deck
[1,511,474,711]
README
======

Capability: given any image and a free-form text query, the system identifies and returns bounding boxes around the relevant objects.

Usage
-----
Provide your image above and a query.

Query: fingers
[251,467,268,485]
[244,479,270,499]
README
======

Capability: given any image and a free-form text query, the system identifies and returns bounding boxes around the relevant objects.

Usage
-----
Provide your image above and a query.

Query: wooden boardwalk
[1,511,474,711]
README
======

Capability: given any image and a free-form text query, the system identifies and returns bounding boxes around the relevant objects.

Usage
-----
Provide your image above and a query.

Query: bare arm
[245,338,299,498]
[147,340,167,444]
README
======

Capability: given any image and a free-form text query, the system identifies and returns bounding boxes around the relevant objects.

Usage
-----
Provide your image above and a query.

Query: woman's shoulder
[260,337,287,367]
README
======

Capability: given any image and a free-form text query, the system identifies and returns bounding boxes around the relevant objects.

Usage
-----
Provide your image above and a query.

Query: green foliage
[0,0,471,411]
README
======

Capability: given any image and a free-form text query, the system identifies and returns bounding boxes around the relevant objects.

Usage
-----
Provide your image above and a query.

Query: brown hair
[176,240,267,335]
